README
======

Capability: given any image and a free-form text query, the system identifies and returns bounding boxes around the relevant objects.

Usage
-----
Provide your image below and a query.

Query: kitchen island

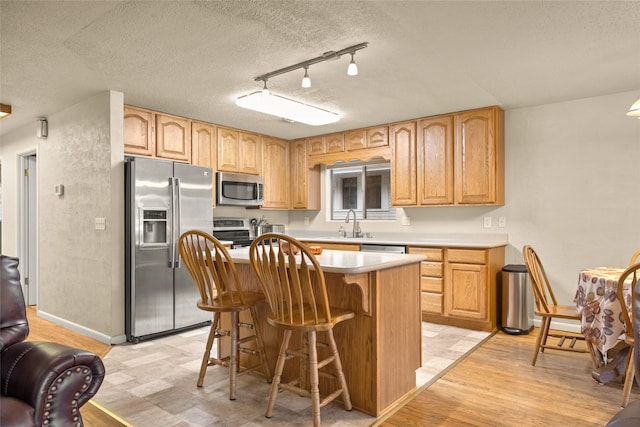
[226,248,426,417]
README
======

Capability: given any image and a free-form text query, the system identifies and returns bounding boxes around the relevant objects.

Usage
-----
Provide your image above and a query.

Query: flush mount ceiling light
[0,103,12,119]
[236,88,340,126]
[236,42,368,125]
[626,96,640,119]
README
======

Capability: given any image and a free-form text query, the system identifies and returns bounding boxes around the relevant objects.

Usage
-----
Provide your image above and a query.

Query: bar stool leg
[328,329,352,411]
[198,312,219,387]
[308,331,321,427]
[249,306,272,381]
[266,330,292,418]
[622,346,636,407]
[229,311,239,400]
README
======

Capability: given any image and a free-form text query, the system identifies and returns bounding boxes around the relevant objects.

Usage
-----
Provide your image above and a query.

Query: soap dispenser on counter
[338,226,346,237]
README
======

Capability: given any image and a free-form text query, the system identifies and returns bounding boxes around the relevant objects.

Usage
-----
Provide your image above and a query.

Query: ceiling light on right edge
[347,52,358,76]
[236,90,340,126]
[627,96,640,119]
[0,103,12,119]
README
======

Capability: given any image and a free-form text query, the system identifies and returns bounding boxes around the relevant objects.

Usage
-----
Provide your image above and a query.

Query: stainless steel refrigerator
[125,156,212,342]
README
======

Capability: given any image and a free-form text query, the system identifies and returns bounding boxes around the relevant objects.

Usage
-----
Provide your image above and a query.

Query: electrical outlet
[303,216,309,225]
[498,217,506,228]
[95,217,106,231]
[402,215,411,226]
[483,217,492,228]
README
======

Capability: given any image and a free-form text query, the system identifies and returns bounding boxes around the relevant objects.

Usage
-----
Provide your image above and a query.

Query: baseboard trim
[37,309,127,345]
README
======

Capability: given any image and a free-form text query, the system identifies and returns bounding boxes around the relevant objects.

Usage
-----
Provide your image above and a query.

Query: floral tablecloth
[574,267,633,359]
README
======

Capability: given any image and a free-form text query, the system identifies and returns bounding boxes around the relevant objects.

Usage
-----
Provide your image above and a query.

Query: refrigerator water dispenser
[141,209,168,247]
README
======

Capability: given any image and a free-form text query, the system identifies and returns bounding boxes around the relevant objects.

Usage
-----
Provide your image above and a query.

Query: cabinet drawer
[421,261,443,277]
[421,292,443,314]
[448,249,486,264]
[421,277,443,293]
[408,247,443,261]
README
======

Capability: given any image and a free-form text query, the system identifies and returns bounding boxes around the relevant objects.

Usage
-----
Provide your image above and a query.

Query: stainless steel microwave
[216,172,263,206]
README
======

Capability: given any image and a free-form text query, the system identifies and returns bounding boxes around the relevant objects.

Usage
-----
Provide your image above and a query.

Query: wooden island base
[229,259,422,417]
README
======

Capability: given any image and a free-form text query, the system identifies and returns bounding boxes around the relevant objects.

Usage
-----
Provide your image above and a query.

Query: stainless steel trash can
[500,264,533,334]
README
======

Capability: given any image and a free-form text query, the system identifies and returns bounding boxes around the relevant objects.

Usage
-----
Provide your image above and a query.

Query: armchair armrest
[1,341,105,426]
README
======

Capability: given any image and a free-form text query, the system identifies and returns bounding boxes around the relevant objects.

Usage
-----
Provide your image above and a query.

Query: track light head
[347,52,358,76]
[301,67,311,88]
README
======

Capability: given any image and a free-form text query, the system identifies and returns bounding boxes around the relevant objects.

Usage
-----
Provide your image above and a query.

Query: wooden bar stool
[178,230,271,400]
[249,233,354,427]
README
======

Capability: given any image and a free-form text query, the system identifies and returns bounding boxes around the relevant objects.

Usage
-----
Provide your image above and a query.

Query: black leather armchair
[0,255,106,427]
[607,263,640,426]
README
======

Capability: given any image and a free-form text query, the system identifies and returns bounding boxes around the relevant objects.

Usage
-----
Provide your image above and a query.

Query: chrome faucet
[345,209,361,238]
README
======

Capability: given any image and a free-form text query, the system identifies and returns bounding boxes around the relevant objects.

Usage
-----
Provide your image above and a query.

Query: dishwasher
[360,244,406,254]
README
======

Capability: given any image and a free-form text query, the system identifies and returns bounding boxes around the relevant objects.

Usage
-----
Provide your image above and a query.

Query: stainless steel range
[212,217,253,248]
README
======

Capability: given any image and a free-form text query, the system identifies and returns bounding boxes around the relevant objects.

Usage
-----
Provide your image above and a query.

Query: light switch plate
[483,217,492,228]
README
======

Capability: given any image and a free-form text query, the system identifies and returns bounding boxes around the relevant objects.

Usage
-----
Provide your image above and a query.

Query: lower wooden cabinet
[408,245,505,332]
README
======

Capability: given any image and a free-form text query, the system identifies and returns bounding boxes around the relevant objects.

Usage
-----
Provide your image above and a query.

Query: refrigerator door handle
[174,177,182,268]
[169,177,177,268]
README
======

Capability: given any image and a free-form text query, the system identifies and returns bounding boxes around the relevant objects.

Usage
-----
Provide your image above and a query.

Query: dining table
[575,266,634,380]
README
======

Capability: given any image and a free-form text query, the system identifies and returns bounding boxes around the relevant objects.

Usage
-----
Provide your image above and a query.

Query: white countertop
[227,247,426,274]
[289,231,508,249]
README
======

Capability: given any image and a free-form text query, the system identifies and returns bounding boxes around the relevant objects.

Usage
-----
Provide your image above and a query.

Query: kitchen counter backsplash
[286,230,508,248]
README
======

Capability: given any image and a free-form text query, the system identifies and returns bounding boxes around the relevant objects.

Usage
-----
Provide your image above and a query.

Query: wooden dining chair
[178,230,271,400]
[523,245,598,367]
[630,250,640,265]
[249,233,354,427]
[618,261,640,407]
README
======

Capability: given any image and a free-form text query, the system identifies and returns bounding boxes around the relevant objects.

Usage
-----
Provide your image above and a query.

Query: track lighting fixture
[301,66,311,88]
[236,42,367,125]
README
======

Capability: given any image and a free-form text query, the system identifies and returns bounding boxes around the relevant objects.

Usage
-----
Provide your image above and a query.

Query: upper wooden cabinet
[306,132,345,156]
[307,135,325,156]
[346,125,388,151]
[124,106,191,162]
[290,139,320,210]
[325,133,345,154]
[392,106,504,207]
[390,121,417,206]
[345,129,366,151]
[217,127,262,175]
[417,115,454,205]
[124,106,155,157]
[156,113,191,162]
[262,137,290,209]
[454,107,504,205]
[191,121,217,205]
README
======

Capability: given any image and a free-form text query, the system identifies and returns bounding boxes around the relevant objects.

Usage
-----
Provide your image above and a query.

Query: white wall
[289,90,640,307]
[0,91,125,344]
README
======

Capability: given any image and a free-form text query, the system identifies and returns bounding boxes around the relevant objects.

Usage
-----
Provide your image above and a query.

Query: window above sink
[329,160,396,221]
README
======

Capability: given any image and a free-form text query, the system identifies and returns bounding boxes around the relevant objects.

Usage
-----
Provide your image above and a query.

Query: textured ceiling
[1,0,639,140]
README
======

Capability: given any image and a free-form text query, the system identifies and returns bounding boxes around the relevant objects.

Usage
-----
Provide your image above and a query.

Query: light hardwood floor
[27,307,632,426]
[378,331,632,426]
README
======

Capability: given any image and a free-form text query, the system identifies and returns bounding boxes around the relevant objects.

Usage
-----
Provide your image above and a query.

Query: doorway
[19,153,37,305]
